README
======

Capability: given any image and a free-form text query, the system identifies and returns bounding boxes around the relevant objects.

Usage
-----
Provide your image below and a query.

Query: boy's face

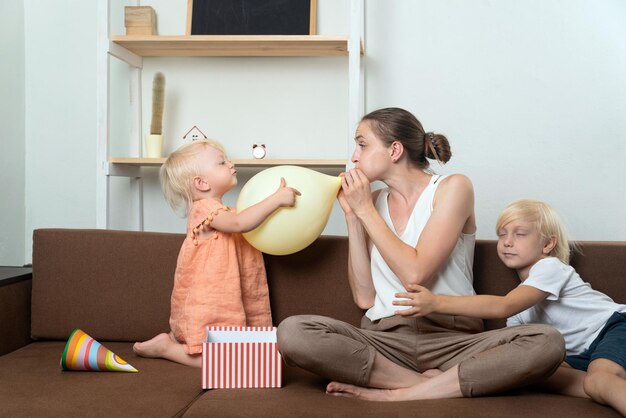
[195,146,237,196]
[496,219,552,280]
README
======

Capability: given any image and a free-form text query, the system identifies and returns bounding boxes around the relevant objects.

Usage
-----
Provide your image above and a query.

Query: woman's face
[351,120,392,180]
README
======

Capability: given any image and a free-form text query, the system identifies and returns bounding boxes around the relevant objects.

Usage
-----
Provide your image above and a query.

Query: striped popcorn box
[202,326,282,389]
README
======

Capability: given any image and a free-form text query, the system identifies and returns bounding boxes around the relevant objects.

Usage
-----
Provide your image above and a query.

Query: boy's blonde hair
[160,139,225,216]
[496,199,573,264]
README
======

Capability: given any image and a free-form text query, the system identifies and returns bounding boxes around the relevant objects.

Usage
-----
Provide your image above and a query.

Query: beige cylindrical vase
[144,134,163,158]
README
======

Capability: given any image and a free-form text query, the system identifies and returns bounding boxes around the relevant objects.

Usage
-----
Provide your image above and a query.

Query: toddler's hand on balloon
[274,177,301,207]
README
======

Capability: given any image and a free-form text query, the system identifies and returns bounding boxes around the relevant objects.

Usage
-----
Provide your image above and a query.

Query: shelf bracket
[109,41,143,68]
[107,163,141,178]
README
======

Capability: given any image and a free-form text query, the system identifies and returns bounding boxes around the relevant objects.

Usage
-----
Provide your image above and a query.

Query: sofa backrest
[31,229,362,343]
[264,236,364,327]
[31,229,626,341]
[31,229,183,342]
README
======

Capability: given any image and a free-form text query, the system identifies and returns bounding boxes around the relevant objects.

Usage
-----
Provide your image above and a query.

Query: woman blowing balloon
[277,107,564,400]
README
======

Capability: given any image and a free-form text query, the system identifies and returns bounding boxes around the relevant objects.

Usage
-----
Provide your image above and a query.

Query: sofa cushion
[182,364,620,418]
[31,229,184,342]
[0,342,201,418]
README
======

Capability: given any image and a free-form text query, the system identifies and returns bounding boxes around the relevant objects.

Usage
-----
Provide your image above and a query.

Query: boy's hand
[393,284,437,317]
[274,177,301,207]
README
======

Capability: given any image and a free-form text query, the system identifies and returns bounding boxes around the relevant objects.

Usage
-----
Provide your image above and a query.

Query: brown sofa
[1,228,624,417]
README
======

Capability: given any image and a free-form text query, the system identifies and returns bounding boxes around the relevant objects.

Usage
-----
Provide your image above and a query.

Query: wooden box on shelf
[124,6,156,36]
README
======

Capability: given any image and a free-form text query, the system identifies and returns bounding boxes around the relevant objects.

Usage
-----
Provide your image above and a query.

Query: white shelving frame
[96,0,364,231]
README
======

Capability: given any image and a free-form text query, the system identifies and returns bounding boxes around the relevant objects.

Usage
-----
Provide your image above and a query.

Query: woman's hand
[340,169,374,218]
[273,177,301,207]
[337,188,352,216]
[393,284,438,317]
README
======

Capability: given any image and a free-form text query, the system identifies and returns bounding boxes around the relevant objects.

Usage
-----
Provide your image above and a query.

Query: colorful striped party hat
[60,329,138,372]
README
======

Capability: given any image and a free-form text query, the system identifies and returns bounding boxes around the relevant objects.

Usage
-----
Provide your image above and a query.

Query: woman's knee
[512,325,565,377]
[277,315,321,359]
[531,325,566,367]
[277,316,305,353]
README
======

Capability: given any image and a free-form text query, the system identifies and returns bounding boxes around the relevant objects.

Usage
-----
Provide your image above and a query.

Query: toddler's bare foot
[133,333,172,358]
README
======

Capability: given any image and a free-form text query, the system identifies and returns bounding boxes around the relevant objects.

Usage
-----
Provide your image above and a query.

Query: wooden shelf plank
[110,35,362,57]
[110,157,346,168]
[112,35,345,57]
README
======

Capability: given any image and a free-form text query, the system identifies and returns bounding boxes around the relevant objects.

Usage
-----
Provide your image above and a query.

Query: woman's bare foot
[133,333,172,358]
[326,382,408,401]
[327,365,463,401]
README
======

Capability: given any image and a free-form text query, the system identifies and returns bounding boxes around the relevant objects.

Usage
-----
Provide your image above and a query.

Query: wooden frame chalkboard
[186,0,317,36]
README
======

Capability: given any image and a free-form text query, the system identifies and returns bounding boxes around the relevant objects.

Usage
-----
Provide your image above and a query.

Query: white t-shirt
[366,175,476,321]
[507,257,626,356]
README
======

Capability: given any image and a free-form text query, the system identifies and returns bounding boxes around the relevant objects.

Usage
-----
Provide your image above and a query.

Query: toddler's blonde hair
[496,199,573,264]
[160,139,225,216]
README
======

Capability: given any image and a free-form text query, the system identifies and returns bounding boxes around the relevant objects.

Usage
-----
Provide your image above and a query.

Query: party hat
[60,329,138,372]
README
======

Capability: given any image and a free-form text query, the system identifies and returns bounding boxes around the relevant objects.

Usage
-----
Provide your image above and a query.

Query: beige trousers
[277,314,565,397]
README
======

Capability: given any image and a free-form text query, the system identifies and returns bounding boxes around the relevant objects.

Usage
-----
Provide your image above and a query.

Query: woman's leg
[330,323,565,400]
[327,361,462,401]
[451,324,565,396]
[277,315,426,388]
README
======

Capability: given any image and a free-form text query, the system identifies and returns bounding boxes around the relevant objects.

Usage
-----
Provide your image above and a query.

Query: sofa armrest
[0,274,32,355]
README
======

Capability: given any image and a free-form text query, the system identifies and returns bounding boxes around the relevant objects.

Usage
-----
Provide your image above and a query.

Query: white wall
[366,0,626,240]
[23,0,98,261]
[7,0,625,264]
[0,1,26,265]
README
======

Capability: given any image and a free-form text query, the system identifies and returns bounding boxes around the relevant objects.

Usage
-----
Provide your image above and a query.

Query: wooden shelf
[110,35,362,57]
[110,157,346,168]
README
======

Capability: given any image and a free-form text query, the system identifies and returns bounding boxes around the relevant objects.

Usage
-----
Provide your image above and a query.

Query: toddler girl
[134,140,300,367]
[393,199,626,414]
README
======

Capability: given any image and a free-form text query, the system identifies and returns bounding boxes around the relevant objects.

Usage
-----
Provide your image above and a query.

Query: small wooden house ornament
[183,126,208,141]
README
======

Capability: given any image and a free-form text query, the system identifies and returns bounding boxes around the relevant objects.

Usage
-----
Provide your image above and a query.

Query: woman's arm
[209,178,300,233]
[338,187,377,309]
[393,284,549,319]
[343,170,474,289]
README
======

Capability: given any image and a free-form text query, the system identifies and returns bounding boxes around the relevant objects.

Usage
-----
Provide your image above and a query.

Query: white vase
[144,134,163,158]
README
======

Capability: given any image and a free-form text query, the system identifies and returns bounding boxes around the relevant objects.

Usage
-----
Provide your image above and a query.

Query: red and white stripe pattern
[202,326,282,389]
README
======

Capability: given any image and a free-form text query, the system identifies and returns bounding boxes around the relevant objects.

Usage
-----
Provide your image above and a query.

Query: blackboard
[186,0,316,35]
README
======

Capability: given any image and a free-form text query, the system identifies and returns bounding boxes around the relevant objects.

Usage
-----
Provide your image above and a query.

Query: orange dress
[169,198,272,354]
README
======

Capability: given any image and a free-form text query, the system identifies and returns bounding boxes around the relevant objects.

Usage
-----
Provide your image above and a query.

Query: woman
[277,107,565,400]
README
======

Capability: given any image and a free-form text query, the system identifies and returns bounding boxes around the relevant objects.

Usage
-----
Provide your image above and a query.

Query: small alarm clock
[252,143,266,159]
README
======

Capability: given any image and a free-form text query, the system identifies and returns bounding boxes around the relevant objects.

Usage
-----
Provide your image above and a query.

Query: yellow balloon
[236,166,342,255]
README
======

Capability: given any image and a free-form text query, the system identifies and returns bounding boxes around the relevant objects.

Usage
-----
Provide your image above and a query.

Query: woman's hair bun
[424,132,452,164]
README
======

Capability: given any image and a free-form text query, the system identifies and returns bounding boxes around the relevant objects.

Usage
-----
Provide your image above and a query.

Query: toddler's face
[196,146,237,195]
[496,219,548,280]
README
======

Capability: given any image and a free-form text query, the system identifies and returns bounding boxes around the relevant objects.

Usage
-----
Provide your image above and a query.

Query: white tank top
[366,175,476,321]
